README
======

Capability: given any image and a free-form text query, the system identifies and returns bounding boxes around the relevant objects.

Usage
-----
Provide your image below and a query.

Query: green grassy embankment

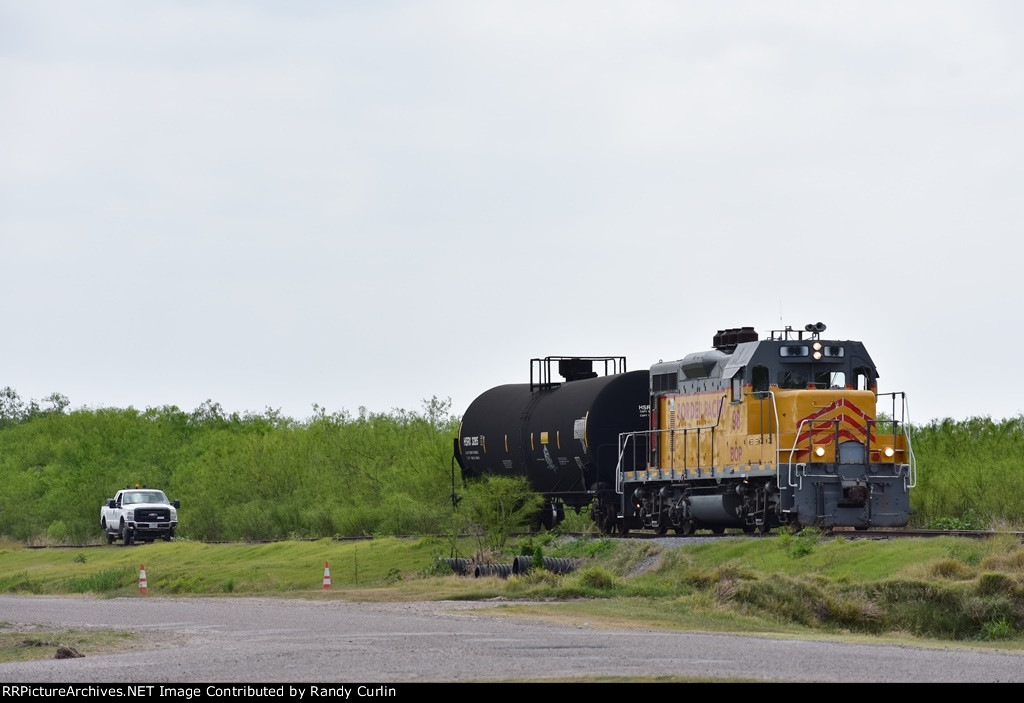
[2,531,1023,654]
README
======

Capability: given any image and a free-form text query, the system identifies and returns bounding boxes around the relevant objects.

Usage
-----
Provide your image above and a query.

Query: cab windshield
[123,491,168,505]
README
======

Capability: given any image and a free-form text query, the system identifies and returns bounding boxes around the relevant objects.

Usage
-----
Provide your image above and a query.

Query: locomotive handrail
[785,417,844,486]
[765,390,781,472]
[613,418,723,494]
[785,419,810,490]
[674,396,724,477]
[876,391,917,490]
[752,390,792,487]
[782,416,855,488]
[613,431,643,495]
[785,403,918,493]
[753,390,785,474]
[613,394,730,493]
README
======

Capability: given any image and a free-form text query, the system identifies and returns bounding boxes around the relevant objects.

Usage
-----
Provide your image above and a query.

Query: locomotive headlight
[883,447,895,458]
[814,446,825,457]
[812,342,823,360]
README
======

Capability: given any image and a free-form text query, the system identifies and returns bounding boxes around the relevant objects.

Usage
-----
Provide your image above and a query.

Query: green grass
[0,536,465,596]
[1,532,1022,653]
[0,622,138,663]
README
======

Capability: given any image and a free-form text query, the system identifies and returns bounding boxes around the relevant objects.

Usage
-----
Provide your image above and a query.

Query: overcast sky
[2,1,1022,427]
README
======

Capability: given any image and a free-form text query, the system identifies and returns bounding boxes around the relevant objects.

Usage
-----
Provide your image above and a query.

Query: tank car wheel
[597,510,617,535]
[711,527,725,535]
[757,521,771,535]
[539,510,556,531]
[854,525,869,531]
[742,524,755,534]
[657,522,669,535]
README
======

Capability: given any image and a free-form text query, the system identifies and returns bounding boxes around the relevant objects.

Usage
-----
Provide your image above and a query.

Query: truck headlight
[170,508,177,520]
[125,510,135,521]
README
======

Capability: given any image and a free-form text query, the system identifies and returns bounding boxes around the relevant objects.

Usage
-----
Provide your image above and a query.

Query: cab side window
[752,366,769,393]
[853,366,873,391]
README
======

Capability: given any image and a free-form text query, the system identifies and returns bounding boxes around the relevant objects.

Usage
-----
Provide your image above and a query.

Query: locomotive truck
[454,323,915,534]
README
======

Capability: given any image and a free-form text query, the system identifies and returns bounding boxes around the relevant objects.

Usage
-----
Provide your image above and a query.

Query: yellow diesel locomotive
[455,323,915,534]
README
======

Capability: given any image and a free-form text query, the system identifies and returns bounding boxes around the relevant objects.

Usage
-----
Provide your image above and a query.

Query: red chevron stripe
[796,398,878,443]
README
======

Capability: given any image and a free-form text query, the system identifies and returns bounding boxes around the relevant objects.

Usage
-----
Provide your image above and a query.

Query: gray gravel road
[1,595,1022,683]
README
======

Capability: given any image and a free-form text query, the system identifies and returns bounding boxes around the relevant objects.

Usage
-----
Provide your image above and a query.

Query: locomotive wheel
[674,520,694,536]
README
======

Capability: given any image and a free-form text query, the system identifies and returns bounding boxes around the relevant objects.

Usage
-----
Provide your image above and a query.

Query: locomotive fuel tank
[456,368,650,504]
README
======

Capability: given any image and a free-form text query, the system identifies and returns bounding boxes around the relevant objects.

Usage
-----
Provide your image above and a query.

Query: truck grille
[137,508,170,522]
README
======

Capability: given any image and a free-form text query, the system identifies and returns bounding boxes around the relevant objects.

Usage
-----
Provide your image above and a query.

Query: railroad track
[615,527,1024,541]
[22,527,1024,550]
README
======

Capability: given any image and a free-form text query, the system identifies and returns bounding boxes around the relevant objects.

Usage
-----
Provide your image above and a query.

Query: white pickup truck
[100,487,180,545]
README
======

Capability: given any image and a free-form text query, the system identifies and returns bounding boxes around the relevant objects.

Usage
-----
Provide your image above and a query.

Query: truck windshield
[124,491,168,505]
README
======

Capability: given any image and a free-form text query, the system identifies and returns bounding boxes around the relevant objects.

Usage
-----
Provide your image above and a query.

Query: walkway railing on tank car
[529,355,627,391]
[613,398,724,494]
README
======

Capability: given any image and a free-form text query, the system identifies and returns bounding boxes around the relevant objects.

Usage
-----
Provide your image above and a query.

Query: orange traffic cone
[322,561,331,590]
[139,564,148,595]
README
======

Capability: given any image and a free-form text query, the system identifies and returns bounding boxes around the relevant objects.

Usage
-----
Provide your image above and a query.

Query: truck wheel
[106,532,115,545]
[120,522,132,547]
